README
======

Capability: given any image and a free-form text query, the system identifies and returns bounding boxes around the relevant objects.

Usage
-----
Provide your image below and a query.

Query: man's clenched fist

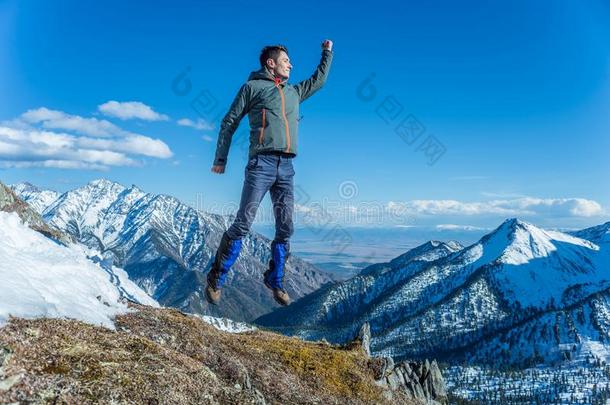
[322,39,333,52]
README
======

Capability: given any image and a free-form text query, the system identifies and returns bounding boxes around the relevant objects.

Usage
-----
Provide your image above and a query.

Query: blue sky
[1,0,609,233]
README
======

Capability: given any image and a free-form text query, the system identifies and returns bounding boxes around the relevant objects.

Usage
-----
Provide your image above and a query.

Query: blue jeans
[226,153,295,250]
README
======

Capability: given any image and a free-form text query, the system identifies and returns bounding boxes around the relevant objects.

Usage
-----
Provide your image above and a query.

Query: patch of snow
[82,247,158,308]
[196,315,257,333]
[0,211,156,329]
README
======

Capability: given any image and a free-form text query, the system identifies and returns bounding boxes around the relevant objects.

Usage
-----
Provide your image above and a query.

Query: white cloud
[295,203,317,214]
[201,135,214,142]
[0,127,137,167]
[290,197,606,229]
[98,101,169,121]
[0,160,109,170]
[75,134,172,158]
[385,197,605,218]
[21,107,123,137]
[178,118,215,131]
[560,198,603,217]
[0,107,173,171]
[435,224,489,231]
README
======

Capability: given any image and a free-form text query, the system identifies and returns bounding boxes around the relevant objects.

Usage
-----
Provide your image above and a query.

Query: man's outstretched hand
[322,39,333,52]
[211,165,225,174]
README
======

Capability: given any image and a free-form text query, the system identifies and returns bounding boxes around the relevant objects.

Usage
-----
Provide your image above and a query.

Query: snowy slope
[375,219,609,362]
[0,211,158,329]
[471,219,605,309]
[11,178,333,322]
[257,218,610,369]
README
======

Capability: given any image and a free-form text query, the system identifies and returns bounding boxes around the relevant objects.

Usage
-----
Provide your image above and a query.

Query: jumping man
[205,40,334,306]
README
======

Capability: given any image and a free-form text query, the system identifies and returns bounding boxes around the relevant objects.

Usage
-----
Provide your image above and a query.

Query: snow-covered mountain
[255,239,464,345]
[10,181,60,214]
[0,210,158,329]
[570,221,610,245]
[11,178,332,322]
[256,218,610,370]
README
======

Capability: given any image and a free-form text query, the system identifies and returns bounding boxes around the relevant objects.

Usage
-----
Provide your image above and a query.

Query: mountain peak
[12,181,39,191]
[8,182,60,214]
[10,181,56,195]
[423,240,443,248]
[479,217,597,266]
[421,240,463,253]
[87,178,124,190]
[500,217,533,229]
[386,239,463,270]
[488,218,539,242]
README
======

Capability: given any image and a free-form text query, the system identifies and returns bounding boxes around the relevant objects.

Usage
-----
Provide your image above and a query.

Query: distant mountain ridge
[256,218,610,370]
[11,178,333,322]
[9,181,60,214]
[570,221,610,245]
[0,181,71,245]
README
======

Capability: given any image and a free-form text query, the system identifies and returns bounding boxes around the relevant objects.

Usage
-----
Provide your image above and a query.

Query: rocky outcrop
[357,323,447,404]
[0,181,72,245]
[358,322,372,357]
[377,359,447,404]
[0,345,22,393]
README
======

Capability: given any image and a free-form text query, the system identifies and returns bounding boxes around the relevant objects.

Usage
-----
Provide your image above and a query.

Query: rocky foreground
[0,304,446,404]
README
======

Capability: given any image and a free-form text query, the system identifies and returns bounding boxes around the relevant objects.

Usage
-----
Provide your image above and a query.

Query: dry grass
[0,304,415,404]
[229,333,382,402]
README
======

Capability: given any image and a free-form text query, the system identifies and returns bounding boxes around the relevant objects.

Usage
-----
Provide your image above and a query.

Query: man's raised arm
[294,39,334,103]
[212,83,252,172]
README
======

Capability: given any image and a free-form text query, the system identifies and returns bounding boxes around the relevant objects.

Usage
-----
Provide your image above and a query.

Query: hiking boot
[263,241,291,306]
[264,268,291,306]
[205,232,243,305]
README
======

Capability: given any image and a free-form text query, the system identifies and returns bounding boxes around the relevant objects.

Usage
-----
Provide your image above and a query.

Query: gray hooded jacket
[213,49,333,166]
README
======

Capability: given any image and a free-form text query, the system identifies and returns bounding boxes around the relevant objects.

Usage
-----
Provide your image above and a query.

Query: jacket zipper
[258,108,266,145]
[276,84,291,153]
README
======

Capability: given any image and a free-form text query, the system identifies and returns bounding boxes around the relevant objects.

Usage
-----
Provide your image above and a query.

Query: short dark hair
[259,45,289,68]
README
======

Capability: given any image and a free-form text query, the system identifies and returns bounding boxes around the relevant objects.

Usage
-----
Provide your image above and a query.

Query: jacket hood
[247,68,288,85]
